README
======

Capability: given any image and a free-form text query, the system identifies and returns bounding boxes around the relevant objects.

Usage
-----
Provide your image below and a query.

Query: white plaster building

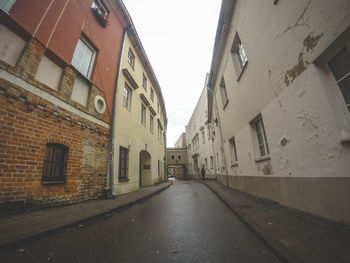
[186,74,216,180]
[206,0,350,224]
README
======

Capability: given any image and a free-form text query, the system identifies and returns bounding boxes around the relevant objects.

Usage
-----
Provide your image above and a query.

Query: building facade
[112,23,167,195]
[166,148,187,179]
[185,75,216,180]
[174,132,186,148]
[206,0,350,224]
[0,0,132,210]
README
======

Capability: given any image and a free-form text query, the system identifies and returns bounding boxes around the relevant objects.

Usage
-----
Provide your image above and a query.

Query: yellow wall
[113,33,166,195]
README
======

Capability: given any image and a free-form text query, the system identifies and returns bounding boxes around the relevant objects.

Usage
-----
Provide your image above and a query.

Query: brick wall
[0,34,111,211]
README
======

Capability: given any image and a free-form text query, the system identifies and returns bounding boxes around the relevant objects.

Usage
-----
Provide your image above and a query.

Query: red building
[0,0,127,211]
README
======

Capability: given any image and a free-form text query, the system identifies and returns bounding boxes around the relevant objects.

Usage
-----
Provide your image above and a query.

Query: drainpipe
[108,26,129,196]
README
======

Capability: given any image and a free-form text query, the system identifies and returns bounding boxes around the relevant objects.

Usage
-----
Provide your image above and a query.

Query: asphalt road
[0,180,280,263]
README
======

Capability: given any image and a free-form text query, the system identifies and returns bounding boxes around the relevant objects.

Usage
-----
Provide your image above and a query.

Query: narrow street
[0,180,280,263]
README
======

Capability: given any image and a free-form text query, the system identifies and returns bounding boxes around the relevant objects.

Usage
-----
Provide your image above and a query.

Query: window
[171,155,175,160]
[0,0,16,12]
[251,115,270,157]
[328,47,350,112]
[123,84,131,111]
[210,156,213,169]
[71,38,96,79]
[157,123,160,140]
[220,77,228,107]
[157,102,160,113]
[231,32,248,78]
[205,158,208,169]
[202,130,205,144]
[216,153,219,170]
[142,73,147,91]
[118,147,128,182]
[150,115,154,133]
[91,0,109,27]
[42,143,68,184]
[177,155,182,160]
[141,104,146,126]
[229,136,238,163]
[150,88,154,102]
[128,48,135,69]
[158,160,160,177]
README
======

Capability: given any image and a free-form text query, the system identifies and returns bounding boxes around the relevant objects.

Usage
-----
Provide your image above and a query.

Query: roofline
[109,0,167,126]
[207,0,236,122]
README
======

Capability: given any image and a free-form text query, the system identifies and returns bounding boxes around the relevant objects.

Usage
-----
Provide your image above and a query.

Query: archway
[139,150,152,187]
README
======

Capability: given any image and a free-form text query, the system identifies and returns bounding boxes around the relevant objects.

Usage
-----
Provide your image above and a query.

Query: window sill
[42,180,66,185]
[230,162,238,167]
[255,156,271,163]
[118,178,129,183]
[237,61,248,82]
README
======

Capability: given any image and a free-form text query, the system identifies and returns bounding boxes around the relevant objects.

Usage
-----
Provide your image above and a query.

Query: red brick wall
[0,83,109,208]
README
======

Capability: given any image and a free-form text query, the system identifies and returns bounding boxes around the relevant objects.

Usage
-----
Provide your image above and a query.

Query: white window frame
[123,83,132,111]
[150,114,154,133]
[219,77,229,108]
[251,115,270,158]
[231,32,248,79]
[0,0,16,13]
[127,48,135,69]
[142,73,147,91]
[71,37,96,79]
[229,136,238,164]
[141,104,146,126]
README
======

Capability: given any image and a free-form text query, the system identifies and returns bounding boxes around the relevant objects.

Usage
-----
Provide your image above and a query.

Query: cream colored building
[174,132,186,148]
[166,148,187,179]
[112,24,167,195]
[206,0,350,224]
[186,74,216,180]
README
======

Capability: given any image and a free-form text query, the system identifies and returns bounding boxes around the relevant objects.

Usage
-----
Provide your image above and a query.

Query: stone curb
[0,182,171,254]
[198,180,301,263]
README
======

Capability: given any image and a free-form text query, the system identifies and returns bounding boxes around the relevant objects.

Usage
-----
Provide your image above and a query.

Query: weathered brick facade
[0,36,111,211]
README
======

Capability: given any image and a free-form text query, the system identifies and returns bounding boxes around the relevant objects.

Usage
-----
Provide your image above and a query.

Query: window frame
[231,32,248,80]
[150,114,154,133]
[229,136,238,164]
[91,0,110,27]
[141,103,146,126]
[219,77,229,108]
[142,73,147,91]
[42,143,69,184]
[71,37,96,79]
[127,48,135,69]
[150,88,154,102]
[123,83,132,111]
[177,155,182,160]
[118,146,129,182]
[0,0,16,13]
[251,115,270,158]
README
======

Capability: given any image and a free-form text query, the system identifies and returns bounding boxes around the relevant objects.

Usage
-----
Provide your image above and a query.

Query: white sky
[122,0,221,146]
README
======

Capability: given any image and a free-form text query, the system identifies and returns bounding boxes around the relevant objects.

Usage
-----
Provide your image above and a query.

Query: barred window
[42,143,68,184]
[119,147,128,182]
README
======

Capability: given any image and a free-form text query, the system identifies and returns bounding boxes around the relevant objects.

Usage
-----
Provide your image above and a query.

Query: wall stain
[303,33,324,52]
[284,53,308,86]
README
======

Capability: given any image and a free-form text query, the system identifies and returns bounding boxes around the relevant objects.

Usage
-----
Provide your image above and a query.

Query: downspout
[108,26,129,196]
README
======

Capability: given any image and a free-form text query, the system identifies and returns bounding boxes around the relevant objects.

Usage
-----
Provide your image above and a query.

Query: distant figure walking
[201,167,205,181]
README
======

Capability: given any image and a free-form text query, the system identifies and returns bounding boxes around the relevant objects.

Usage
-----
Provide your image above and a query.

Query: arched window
[42,143,69,184]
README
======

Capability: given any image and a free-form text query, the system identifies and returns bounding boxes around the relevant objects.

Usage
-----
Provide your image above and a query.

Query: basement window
[42,144,69,184]
[91,0,109,27]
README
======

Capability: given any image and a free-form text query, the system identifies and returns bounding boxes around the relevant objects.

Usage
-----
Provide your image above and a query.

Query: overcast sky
[122,0,221,146]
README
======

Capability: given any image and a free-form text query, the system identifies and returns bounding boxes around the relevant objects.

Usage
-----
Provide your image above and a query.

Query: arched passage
[139,150,152,187]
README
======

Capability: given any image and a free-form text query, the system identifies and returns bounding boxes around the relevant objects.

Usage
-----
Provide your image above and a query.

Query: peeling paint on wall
[284,53,308,86]
[303,33,324,52]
